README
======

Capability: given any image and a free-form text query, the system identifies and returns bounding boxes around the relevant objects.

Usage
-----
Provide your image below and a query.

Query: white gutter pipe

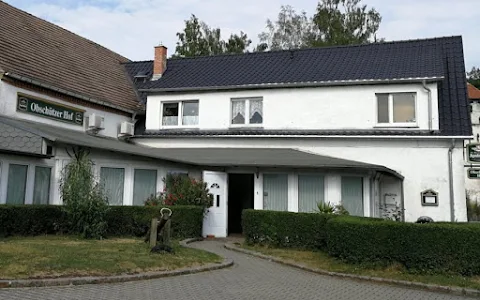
[448,139,456,222]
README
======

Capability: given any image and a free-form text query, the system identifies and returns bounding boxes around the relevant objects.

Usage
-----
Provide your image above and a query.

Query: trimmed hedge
[104,206,203,238]
[326,217,480,275]
[0,205,203,239]
[242,209,334,249]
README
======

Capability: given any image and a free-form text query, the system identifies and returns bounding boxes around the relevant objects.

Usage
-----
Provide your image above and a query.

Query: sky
[4,0,479,70]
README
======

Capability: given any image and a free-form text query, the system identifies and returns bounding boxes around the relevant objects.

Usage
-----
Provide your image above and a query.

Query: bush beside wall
[326,217,480,275]
[0,205,203,239]
[242,209,334,249]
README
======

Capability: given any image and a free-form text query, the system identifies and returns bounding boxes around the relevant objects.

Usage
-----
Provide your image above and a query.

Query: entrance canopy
[154,148,404,179]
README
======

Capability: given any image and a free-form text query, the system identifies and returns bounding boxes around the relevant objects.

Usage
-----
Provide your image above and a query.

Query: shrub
[0,205,67,237]
[316,202,349,215]
[326,217,480,275]
[145,174,213,209]
[104,205,204,238]
[242,209,335,250]
[0,205,203,239]
[59,148,109,239]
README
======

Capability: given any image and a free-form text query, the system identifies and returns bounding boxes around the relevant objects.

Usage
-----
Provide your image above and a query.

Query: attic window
[231,97,263,126]
[376,93,416,126]
[134,72,148,83]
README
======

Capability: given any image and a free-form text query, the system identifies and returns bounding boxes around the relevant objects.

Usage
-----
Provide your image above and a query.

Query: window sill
[229,124,264,128]
[160,126,199,130]
[374,124,419,129]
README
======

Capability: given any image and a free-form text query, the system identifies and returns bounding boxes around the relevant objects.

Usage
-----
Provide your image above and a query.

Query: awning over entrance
[153,148,404,179]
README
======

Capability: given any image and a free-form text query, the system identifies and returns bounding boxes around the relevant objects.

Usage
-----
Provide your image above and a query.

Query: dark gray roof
[126,36,471,137]
[136,128,440,137]
[0,118,46,157]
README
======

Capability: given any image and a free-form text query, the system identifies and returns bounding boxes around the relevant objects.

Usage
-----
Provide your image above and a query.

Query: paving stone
[0,241,475,300]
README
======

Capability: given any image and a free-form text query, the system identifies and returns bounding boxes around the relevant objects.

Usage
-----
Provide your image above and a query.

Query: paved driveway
[0,240,475,300]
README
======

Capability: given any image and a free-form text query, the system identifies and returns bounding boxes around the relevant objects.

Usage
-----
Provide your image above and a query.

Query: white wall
[146,83,439,131]
[465,100,480,202]
[136,137,467,222]
[0,81,132,138]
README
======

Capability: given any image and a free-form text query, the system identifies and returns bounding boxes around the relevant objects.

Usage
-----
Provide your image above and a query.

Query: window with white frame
[33,166,52,205]
[6,164,28,205]
[100,167,125,205]
[377,93,416,125]
[231,97,263,125]
[162,100,199,126]
[133,169,157,206]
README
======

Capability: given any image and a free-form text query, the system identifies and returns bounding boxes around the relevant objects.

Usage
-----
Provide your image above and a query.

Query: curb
[224,242,480,298]
[0,238,233,289]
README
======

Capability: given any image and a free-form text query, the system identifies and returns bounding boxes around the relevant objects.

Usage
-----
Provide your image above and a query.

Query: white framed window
[6,164,28,205]
[133,169,157,206]
[100,167,125,205]
[162,100,199,127]
[231,97,263,126]
[376,93,416,126]
[298,174,325,213]
[33,166,52,205]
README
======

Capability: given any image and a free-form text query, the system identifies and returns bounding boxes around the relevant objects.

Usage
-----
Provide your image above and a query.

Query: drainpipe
[422,80,432,131]
[448,139,456,222]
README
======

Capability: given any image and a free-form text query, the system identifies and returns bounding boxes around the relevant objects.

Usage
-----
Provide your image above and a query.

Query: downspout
[448,139,456,222]
[422,80,433,131]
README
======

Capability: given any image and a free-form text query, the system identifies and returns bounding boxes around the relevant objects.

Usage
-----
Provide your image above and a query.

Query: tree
[174,15,251,57]
[258,5,316,51]
[468,67,480,89]
[312,0,382,46]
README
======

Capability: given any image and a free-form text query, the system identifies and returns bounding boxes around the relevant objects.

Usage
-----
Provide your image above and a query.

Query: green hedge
[0,205,203,239]
[326,217,480,275]
[105,206,204,238]
[242,209,335,249]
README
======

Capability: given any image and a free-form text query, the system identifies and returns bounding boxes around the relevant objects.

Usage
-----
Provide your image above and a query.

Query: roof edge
[139,77,444,93]
[4,72,136,115]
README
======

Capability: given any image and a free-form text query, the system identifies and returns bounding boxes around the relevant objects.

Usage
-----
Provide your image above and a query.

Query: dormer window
[162,100,199,127]
[231,97,263,126]
[376,93,416,126]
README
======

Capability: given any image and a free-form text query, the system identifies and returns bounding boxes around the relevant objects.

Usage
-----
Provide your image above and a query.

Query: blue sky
[5,0,479,70]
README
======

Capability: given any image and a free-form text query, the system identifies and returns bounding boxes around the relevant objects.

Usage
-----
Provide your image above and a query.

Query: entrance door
[202,171,228,238]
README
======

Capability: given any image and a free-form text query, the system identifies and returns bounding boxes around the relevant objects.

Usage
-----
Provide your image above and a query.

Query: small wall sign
[468,168,480,179]
[467,143,480,163]
[421,189,438,206]
[16,93,84,126]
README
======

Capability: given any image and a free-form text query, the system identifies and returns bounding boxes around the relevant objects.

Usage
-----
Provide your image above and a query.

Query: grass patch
[0,236,221,279]
[243,244,480,290]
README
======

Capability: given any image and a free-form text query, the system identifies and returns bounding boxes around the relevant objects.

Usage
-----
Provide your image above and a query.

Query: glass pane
[341,176,363,216]
[162,103,179,126]
[33,166,51,205]
[393,93,416,123]
[298,175,324,213]
[249,99,263,124]
[182,101,199,125]
[263,174,288,211]
[133,169,157,206]
[377,94,389,123]
[100,167,125,205]
[6,164,28,204]
[231,100,246,124]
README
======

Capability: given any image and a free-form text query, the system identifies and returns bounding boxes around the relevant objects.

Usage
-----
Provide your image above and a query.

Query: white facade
[145,83,439,131]
[465,100,480,202]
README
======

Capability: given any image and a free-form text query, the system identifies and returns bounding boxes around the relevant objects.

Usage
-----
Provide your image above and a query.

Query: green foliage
[0,205,66,237]
[104,206,204,238]
[0,205,203,239]
[59,148,109,239]
[467,66,480,89]
[242,209,335,249]
[258,5,316,51]
[312,0,382,47]
[174,14,251,57]
[145,174,212,209]
[258,0,382,51]
[316,201,349,215]
[326,217,480,275]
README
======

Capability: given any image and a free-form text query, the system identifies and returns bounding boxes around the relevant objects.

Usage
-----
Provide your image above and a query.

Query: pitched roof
[128,36,471,137]
[0,1,140,113]
[468,83,480,100]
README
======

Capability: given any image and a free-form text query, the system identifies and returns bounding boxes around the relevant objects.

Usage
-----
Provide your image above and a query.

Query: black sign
[17,94,84,126]
[467,144,480,163]
[468,168,480,179]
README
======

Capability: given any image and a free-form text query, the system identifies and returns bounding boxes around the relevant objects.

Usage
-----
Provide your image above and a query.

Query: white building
[0,2,473,238]
[465,83,480,202]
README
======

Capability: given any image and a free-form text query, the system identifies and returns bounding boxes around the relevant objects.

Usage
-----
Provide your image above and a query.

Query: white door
[202,171,228,238]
